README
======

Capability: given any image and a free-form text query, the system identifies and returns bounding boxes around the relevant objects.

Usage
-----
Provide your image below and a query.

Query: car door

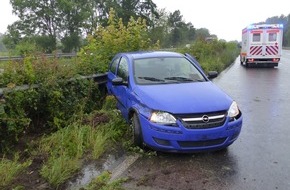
[113,57,130,118]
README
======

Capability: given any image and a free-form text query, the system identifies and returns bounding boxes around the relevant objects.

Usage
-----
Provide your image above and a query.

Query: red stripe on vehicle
[250,46,262,55]
[266,46,278,55]
[251,30,263,34]
[266,29,280,33]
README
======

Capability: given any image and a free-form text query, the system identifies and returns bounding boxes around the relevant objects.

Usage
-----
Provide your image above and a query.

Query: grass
[84,171,127,190]
[0,60,9,69]
[0,154,31,187]
[38,104,128,187]
[0,95,124,188]
[38,122,109,186]
[0,96,128,188]
[0,52,10,56]
[40,156,81,187]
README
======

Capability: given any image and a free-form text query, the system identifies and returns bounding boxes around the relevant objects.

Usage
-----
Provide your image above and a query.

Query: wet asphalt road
[120,50,290,190]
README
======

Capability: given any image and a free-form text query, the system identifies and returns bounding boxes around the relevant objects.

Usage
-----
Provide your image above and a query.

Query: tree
[8,0,160,52]
[57,0,92,52]
[0,34,7,52]
[165,10,196,47]
[108,0,159,27]
[9,0,59,51]
[194,28,210,41]
[149,8,169,47]
[258,14,290,46]
[2,22,22,51]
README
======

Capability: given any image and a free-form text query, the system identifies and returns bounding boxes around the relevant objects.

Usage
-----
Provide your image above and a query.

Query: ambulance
[240,24,283,67]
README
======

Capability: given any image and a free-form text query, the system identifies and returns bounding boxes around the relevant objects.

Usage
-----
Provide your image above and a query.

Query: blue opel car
[107,51,242,152]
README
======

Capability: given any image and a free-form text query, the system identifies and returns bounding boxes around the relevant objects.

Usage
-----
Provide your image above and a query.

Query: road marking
[110,154,140,181]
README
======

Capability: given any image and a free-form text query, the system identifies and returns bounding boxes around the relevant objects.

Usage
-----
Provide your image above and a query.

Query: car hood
[133,82,233,114]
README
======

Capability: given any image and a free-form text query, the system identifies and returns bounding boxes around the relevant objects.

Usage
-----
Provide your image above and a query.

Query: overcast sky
[154,0,289,41]
[0,0,17,34]
[1,0,289,41]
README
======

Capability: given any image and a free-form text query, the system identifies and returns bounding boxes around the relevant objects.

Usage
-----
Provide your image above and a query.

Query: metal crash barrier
[0,73,108,99]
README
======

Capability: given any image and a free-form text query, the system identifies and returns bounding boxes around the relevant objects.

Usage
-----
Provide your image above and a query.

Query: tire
[240,57,244,65]
[130,113,143,147]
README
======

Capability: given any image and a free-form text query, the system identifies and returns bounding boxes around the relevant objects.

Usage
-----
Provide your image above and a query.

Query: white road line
[110,154,140,181]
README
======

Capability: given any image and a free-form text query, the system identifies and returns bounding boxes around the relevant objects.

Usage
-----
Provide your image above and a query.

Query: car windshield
[133,57,206,84]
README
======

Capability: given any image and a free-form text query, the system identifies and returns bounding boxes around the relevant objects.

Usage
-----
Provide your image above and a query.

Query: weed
[38,110,128,187]
[0,154,31,187]
[90,130,109,159]
[84,171,127,190]
[102,95,117,110]
[40,155,80,187]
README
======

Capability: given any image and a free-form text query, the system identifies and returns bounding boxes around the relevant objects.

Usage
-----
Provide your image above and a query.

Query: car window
[134,57,205,84]
[117,57,129,82]
[110,57,120,74]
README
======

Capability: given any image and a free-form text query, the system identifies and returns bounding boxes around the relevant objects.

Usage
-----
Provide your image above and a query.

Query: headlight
[228,101,240,118]
[150,111,176,125]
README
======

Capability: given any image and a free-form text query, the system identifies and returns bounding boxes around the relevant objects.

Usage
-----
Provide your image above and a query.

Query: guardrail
[0,73,108,98]
[0,53,77,61]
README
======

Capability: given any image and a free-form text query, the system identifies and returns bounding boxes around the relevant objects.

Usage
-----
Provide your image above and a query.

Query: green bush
[178,40,240,73]
[78,8,159,75]
[0,54,103,152]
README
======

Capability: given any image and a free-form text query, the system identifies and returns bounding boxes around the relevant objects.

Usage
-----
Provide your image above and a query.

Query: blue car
[107,51,242,152]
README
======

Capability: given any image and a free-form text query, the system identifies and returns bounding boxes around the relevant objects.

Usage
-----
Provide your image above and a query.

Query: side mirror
[207,71,218,79]
[112,77,127,86]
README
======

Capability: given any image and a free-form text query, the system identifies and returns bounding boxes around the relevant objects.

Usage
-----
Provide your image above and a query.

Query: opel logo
[202,115,209,123]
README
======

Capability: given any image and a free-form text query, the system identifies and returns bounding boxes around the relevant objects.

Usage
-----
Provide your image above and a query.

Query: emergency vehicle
[240,24,283,67]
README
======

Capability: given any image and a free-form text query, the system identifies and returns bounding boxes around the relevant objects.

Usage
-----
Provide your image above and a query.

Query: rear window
[252,33,261,42]
[268,33,277,42]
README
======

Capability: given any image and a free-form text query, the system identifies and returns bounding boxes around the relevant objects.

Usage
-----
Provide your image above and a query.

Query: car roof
[118,51,183,59]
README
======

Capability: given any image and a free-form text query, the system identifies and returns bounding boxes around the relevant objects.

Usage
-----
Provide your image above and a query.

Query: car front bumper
[138,113,242,152]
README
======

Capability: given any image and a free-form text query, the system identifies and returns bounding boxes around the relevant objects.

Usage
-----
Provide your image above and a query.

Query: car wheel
[130,113,143,147]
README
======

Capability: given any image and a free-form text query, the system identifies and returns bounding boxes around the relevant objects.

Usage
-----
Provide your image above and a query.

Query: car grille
[178,137,227,148]
[174,111,227,129]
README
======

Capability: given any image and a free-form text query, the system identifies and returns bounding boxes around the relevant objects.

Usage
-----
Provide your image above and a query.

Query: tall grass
[39,105,128,187]
[40,156,80,187]
[0,154,31,187]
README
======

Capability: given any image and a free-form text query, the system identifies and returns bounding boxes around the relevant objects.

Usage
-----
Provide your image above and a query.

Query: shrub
[0,54,103,152]
[78,8,159,75]
[178,40,240,73]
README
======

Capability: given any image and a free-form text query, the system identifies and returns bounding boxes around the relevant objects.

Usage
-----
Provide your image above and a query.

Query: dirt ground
[120,151,231,190]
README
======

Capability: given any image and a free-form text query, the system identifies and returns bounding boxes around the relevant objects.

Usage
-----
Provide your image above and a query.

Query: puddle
[66,150,127,190]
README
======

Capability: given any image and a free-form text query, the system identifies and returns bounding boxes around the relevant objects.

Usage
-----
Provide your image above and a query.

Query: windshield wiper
[164,76,204,82]
[164,76,194,81]
[138,77,165,82]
